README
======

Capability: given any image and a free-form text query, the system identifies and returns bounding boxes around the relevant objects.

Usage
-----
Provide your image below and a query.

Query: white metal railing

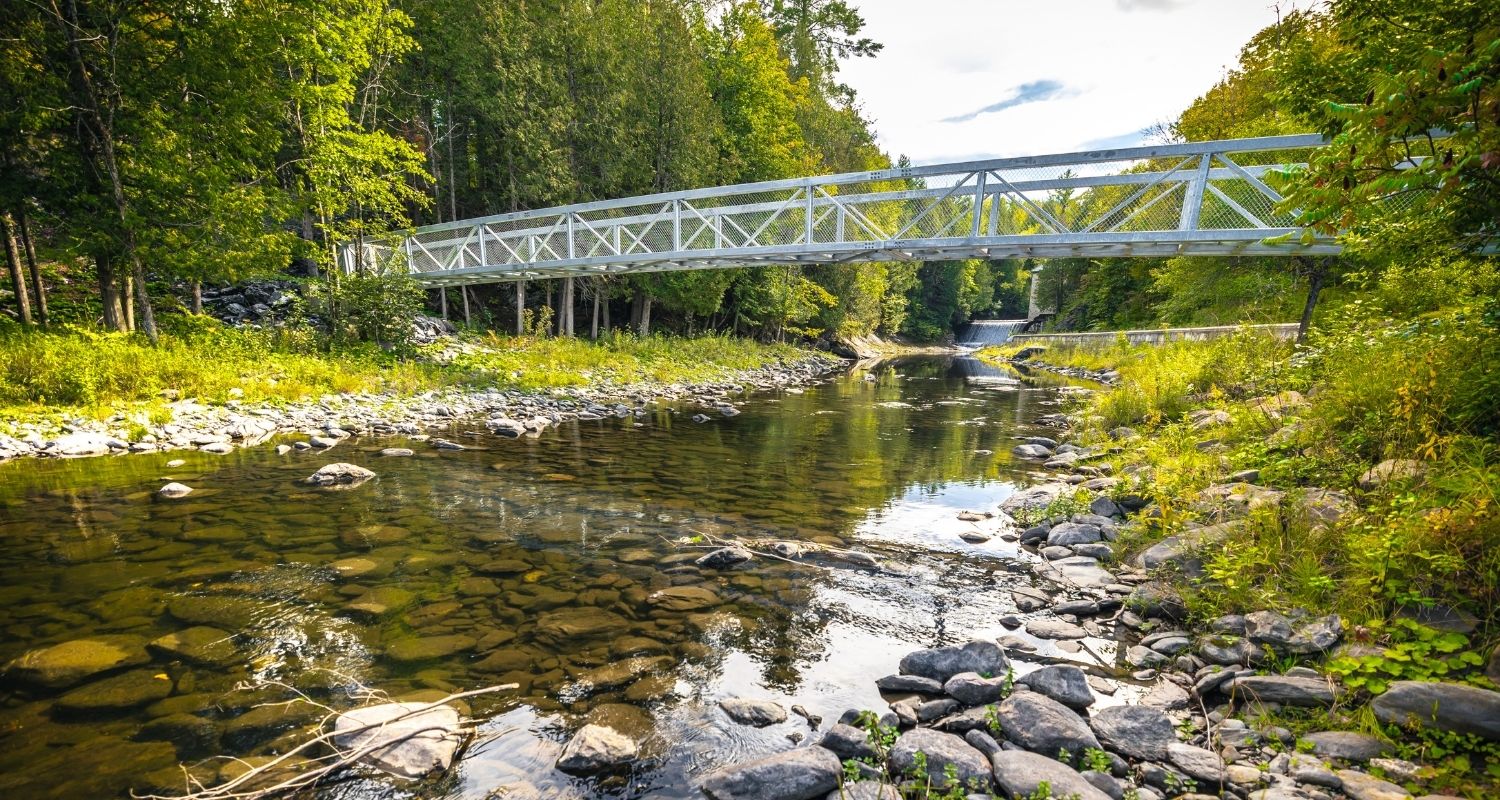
[342,134,1371,285]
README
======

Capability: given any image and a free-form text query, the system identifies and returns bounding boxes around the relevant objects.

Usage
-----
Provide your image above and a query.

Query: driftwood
[134,676,517,800]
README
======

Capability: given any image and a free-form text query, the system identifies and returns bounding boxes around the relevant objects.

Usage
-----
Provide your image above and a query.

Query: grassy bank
[0,323,814,433]
[986,319,1500,789]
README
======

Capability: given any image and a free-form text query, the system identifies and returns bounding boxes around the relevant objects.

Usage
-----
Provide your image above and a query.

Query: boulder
[819,724,878,761]
[1371,681,1500,741]
[1012,444,1053,459]
[1302,731,1392,762]
[888,728,991,789]
[3,636,150,688]
[1016,665,1093,710]
[1166,742,1225,785]
[305,462,375,487]
[719,698,787,727]
[332,702,465,779]
[555,724,637,775]
[994,690,1100,758]
[898,640,1009,683]
[1047,522,1103,547]
[1089,704,1176,761]
[944,672,1012,706]
[157,482,193,498]
[1229,675,1340,707]
[991,750,1110,800]
[1335,769,1413,800]
[699,746,842,800]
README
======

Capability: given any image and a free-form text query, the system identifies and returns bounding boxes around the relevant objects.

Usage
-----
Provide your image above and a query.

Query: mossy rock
[3,635,150,689]
[55,669,173,712]
[149,626,240,668]
[385,634,477,663]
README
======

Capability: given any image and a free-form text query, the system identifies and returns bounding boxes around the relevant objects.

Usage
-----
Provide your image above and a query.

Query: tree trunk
[1296,258,1326,345]
[97,254,124,331]
[462,285,471,326]
[17,208,46,325]
[638,293,652,337]
[1,213,32,325]
[590,285,600,339]
[560,277,574,337]
[439,287,448,320]
[123,272,135,331]
[190,280,202,314]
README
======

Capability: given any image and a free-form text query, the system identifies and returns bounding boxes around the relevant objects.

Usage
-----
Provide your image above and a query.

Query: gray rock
[699,746,842,800]
[944,672,1011,706]
[1335,769,1412,800]
[964,728,1002,758]
[1371,681,1500,741]
[1302,731,1391,762]
[991,750,1111,800]
[1016,665,1093,710]
[1287,753,1340,787]
[995,690,1100,758]
[917,698,961,722]
[822,783,900,800]
[1229,675,1340,707]
[1089,704,1176,761]
[818,724,876,761]
[876,674,945,694]
[3,636,150,689]
[1126,645,1170,669]
[380,447,414,457]
[556,723,638,775]
[1052,598,1100,616]
[696,546,754,570]
[1047,522,1103,546]
[1243,610,1342,655]
[156,482,193,498]
[305,462,376,487]
[1026,618,1088,639]
[332,702,466,778]
[1167,742,1225,785]
[1126,582,1188,620]
[1357,459,1423,490]
[1090,496,1121,518]
[889,728,991,789]
[1013,444,1054,459]
[1082,770,1126,800]
[719,698,787,727]
[898,640,1009,683]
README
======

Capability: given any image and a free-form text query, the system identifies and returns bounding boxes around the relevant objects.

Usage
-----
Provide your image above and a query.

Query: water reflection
[0,357,1080,799]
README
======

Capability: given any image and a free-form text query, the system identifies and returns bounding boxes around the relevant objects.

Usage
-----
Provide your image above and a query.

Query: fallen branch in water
[133,677,518,800]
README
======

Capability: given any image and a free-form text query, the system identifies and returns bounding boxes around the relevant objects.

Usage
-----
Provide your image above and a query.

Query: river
[0,356,1115,798]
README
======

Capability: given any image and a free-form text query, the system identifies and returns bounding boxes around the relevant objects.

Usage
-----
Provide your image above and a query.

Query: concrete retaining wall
[1010,322,1299,347]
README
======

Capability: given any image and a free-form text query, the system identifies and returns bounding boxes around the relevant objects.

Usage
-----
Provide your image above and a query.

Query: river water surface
[0,356,1104,799]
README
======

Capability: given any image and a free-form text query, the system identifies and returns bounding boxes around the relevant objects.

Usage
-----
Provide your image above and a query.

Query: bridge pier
[515,280,525,335]
[560,277,575,337]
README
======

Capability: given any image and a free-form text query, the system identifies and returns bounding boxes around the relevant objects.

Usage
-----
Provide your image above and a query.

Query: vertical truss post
[804,183,814,244]
[970,170,988,238]
[567,215,576,260]
[672,201,682,250]
[1179,154,1212,232]
[715,211,724,248]
[403,236,415,273]
[478,225,487,266]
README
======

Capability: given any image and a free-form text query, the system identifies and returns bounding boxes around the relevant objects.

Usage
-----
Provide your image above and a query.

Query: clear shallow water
[0,356,1102,799]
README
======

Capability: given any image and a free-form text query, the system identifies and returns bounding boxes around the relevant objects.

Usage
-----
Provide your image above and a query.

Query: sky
[836,0,1290,165]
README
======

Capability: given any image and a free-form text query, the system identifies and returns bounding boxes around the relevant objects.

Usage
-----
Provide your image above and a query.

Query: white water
[957,318,1029,348]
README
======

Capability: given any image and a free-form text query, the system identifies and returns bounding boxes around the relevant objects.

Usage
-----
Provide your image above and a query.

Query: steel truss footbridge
[342,134,1352,287]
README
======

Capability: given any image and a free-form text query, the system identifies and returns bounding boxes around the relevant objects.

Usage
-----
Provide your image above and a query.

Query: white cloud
[837,0,1284,164]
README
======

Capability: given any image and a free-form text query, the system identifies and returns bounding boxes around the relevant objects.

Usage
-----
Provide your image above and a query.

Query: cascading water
[957,319,1029,349]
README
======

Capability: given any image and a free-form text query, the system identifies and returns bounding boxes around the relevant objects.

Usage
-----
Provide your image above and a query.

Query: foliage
[313,272,426,350]
[1325,619,1487,695]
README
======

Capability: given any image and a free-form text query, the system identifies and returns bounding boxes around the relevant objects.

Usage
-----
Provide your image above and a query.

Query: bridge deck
[342,134,1360,286]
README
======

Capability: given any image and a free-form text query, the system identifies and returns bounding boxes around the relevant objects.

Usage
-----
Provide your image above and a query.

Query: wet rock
[1336,769,1411,800]
[876,674,945,694]
[346,586,417,618]
[333,702,466,779]
[944,672,1012,706]
[555,724,637,775]
[648,585,721,612]
[1167,742,1225,785]
[1089,704,1176,761]
[56,670,173,712]
[1302,731,1392,762]
[3,635,150,688]
[157,482,193,498]
[148,627,239,668]
[534,608,629,642]
[991,750,1110,800]
[305,462,375,487]
[138,712,221,752]
[222,702,323,749]
[1229,675,1340,707]
[1013,444,1053,459]
[1371,681,1500,741]
[699,746,841,800]
[719,698,787,727]
[1244,610,1342,655]
[385,635,476,663]
[819,724,877,760]
[1016,665,1093,710]
[889,728,991,788]
[696,546,754,570]
[380,448,414,457]
[995,690,1099,758]
[898,639,1009,683]
[1026,618,1087,639]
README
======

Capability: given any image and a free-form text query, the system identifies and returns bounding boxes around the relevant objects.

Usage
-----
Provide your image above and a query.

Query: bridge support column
[462,286,471,326]
[515,280,525,335]
[439,287,448,320]
[561,277,575,337]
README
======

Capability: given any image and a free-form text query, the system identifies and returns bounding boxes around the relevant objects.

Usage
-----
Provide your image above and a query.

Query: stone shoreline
[0,353,845,463]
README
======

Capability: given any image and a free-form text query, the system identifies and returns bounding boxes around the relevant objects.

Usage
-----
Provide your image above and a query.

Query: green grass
[0,324,814,431]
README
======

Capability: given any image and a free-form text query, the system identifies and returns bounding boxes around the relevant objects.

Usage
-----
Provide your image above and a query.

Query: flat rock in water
[555,724,637,775]
[991,750,1110,800]
[648,585,721,612]
[876,674,944,694]
[696,546,754,570]
[718,698,787,727]
[888,728,991,788]
[1089,704,1176,761]
[305,462,375,487]
[333,702,465,779]
[56,669,172,711]
[995,690,1100,758]
[898,640,1009,683]
[1370,681,1500,741]
[1026,618,1088,639]
[148,626,239,667]
[3,636,150,688]
[698,746,841,800]
[157,482,193,498]
[385,635,476,663]
[1016,664,1093,709]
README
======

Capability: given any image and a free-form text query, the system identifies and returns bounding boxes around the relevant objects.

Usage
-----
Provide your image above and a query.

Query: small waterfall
[957,319,1028,349]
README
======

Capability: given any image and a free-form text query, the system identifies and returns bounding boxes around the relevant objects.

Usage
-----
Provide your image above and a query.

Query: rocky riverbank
[0,353,842,462]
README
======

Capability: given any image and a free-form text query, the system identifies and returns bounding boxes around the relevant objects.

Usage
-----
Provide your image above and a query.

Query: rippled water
[0,356,1106,799]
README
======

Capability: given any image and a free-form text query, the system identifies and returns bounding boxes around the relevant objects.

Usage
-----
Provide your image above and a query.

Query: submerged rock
[55,669,172,711]
[3,636,150,689]
[719,698,787,727]
[555,724,637,775]
[333,702,465,779]
[696,545,754,570]
[148,626,239,668]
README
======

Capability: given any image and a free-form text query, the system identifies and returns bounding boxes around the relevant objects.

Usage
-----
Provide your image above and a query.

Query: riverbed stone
[385,635,476,663]
[157,482,193,498]
[55,669,173,711]
[1229,675,1340,707]
[1026,617,1088,639]
[534,608,629,642]
[1167,742,1225,785]
[719,698,787,727]
[995,690,1100,758]
[699,746,841,800]
[819,724,877,761]
[3,635,150,688]
[991,750,1110,800]
[889,728,991,788]
[696,546,754,570]
[1336,769,1412,800]
[1243,610,1342,655]
[648,585,720,611]
[1016,664,1093,709]
[1013,444,1053,459]
[876,674,945,694]
[1302,731,1392,762]
[556,724,637,775]
[823,783,899,800]
[148,626,239,668]
[333,701,465,779]
[944,671,1012,706]
[1048,522,1103,546]
[1357,459,1423,490]
[898,639,1009,683]
[1089,704,1176,761]
[1370,681,1500,741]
